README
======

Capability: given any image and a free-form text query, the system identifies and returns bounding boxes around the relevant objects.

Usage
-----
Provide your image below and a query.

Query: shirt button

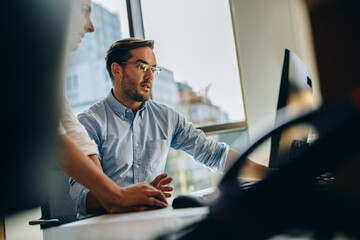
[135,143,139,147]
[135,164,139,169]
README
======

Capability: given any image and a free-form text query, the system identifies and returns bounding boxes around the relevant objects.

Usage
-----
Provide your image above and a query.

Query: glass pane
[65,0,129,114]
[141,0,246,128]
[166,129,250,196]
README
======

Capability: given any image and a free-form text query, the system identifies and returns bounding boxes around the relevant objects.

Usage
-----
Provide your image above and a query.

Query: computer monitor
[268,48,313,169]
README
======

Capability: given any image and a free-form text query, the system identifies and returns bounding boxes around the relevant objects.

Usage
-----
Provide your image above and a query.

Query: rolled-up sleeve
[171,111,229,173]
[69,178,89,217]
[60,97,98,156]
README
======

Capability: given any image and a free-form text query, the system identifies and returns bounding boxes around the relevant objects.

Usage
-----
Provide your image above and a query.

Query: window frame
[126,0,248,135]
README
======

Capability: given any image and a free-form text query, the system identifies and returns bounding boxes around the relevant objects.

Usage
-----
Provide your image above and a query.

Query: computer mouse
[172,195,208,209]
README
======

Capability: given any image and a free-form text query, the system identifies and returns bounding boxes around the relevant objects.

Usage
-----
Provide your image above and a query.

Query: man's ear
[111,62,122,79]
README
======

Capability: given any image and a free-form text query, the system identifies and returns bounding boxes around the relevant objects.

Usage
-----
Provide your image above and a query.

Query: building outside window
[65,0,129,114]
[141,0,249,194]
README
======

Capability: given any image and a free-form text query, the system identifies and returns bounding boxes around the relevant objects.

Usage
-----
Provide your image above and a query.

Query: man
[71,38,269,216]
[58,0,169,214]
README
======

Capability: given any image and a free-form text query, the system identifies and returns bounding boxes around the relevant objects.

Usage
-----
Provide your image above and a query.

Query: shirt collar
[106,89,148,119]
[138,101,147,119]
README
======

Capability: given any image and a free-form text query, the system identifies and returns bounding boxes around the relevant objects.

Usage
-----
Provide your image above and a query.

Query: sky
[93,0,245,122]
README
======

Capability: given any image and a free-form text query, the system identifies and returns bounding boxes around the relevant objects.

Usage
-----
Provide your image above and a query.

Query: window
[65,74,80,101]
[65,0,129,114]
[141,0,246,128]
[166,129,250,196]
[139,0,248,194]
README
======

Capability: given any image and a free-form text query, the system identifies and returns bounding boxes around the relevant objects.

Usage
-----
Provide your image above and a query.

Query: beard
[121,71,151,103]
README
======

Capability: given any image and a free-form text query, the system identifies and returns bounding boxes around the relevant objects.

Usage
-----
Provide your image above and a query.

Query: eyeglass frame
[120,61,161,74]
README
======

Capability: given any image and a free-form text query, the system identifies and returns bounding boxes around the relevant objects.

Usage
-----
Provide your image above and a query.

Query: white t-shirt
[58,97,98,156]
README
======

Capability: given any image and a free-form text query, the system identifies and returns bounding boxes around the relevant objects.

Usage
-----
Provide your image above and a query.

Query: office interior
[1,0,359,239]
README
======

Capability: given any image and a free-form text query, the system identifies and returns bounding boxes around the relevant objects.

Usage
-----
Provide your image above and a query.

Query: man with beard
[59,2,168,215]
[71,38,269,216]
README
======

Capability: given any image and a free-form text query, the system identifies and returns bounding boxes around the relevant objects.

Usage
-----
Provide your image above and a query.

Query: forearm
[224,149,241,172]
[58,135,120,200]
[225,149,269,180]
[86,191,106,215]
[58,135,168,213]
[88,154,102,169]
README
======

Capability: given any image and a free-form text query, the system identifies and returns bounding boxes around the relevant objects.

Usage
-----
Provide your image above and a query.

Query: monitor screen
[269,48,313,169]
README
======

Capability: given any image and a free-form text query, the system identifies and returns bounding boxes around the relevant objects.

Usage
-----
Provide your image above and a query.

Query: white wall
[230,0,321,156]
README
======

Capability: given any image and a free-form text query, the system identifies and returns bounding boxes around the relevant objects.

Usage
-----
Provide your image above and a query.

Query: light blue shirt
[70,90,229,216]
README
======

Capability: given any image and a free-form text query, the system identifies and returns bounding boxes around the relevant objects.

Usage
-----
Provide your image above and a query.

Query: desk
[43,190,213,240]
[43,206,208,240]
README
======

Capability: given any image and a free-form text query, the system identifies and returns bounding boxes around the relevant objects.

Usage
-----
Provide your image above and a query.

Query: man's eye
[139,64,149,71]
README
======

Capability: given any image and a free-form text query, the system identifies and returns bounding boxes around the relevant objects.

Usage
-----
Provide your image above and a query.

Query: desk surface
[43,191,213,240]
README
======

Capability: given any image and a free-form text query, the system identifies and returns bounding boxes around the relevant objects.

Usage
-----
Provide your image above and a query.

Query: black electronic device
[172,195,207,209]
[269,48,313,169]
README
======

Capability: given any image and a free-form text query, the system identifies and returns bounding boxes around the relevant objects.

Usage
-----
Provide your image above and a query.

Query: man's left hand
[150,173,174,198]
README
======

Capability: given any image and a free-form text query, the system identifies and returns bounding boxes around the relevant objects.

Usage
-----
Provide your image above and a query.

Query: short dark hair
[105,38,155,82]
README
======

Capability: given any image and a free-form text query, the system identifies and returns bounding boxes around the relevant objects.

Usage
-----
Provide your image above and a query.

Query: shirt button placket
[133,118,140,183]
[133,140,138,183]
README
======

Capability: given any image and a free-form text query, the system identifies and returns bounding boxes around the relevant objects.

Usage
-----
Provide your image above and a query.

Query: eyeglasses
[121,62,161,74]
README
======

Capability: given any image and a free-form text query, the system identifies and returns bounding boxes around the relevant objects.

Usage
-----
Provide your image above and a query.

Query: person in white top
[57,0,171,213]
[59,97,99,156]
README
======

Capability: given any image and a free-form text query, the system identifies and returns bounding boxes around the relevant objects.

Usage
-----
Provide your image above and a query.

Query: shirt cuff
[69,179,89,217]
[216,143,229,173]
[77,139,99,156]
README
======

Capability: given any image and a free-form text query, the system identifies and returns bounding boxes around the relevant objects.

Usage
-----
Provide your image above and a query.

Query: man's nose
[144,68,154,81]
